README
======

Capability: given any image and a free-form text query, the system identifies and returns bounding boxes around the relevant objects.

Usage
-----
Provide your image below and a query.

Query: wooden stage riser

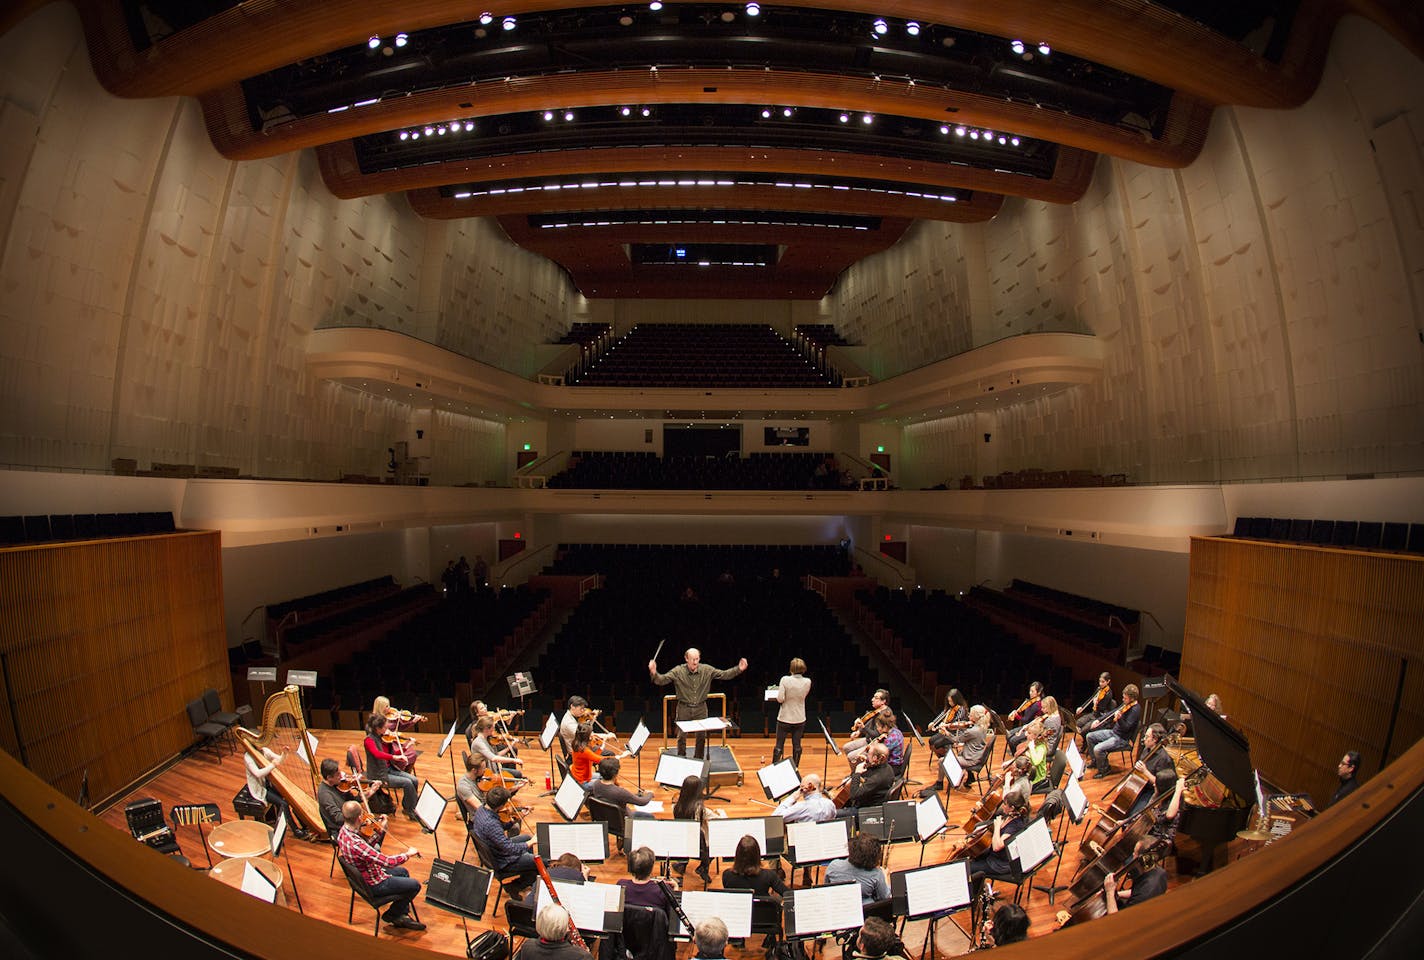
[100,733,1213,957]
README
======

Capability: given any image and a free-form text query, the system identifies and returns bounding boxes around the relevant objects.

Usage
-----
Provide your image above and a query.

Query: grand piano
[1165,676,1252,873]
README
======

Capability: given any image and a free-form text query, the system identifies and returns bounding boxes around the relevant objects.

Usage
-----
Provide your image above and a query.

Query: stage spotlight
[955,125,967,136]
[465,121,475,132]
[367,36,380,49]
[873,19,888,36]
[1038,42,1051,55]
[839,113,850,123]
[1010,39,1025,55]
[503,16,516,31]
[399,131,409,140]
[564,110,575,121]
[761,108,772,119]
[861,113,874,124]
[621,106,633,116]
[543,111,555,121]
[782,107,793,117]
[394,33,408,47]
[746,2,761,15]
[906,21,921,36]
[479,12,493,25]
[641,107,652,117]
[940,125,950,135]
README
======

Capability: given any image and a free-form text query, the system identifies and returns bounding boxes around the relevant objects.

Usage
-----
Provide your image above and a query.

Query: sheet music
[269,810,287,857]
[295,731,318,766]
[940,752,964,788]
[757,759,800,799]
[1065,775,1088,821]
[707,817,768,858]
[915,794,947,841]
[675,717,728,733]
[415,782,447,831]
[789,883,863,936]
[1065,739,1084,779]
[1007,817,1054,872]
[439,719,459,757]
[627,818,703,859]
[536,880,623,933]
[764,686,781,702]
[786,820,848,863]
[640,800,664,814]
[902,861,970,916]
[540,714,559,752]
[239,861,278,903]
[542,822,609,862]
[626,721,650,756]
[677,890,753,938]
[655,752,707,788]
[554,774,586,821]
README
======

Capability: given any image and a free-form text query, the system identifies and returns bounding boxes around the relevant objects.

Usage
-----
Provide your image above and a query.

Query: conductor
[649,647,747,759]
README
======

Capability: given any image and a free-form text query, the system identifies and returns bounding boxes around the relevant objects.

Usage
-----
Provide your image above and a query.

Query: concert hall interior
[2,2,1424,958]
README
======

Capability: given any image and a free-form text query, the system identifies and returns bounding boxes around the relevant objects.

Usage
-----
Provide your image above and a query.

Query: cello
[960,774,1006,832]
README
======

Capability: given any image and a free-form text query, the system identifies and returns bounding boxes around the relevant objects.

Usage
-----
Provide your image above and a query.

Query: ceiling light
[424,126,434,136]
[782,107,793,117]
[872,19,888,36]
[955,125,967,136]
[906,21,921,36]
[1010,39,1025,55]
[940,125,950,135]
[564,111,575,121]
[1038,42,1051,55]
[543,111,554,121]
[839,113,849,123]
[479,12,493,25]
[649,1,663,9]
[399,130,409,140]
[621,106,632,116]
[861,113,874,124]
[761,108,772,119]
[367,36,380,49]
[746,2,761,15]
[394,33,408,47]
[720,10,735,21]
[969,130,979,139]
[1011,136,1021,146]
[619,15,633,26]
[465,121,475,132]
[436,125,446,134]
[503,16,516,30]
[641,107,652,117]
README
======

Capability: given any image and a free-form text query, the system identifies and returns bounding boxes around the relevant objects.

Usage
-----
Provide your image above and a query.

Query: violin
[385,707,426,726]
[477,766,526,793]
[1008,696,1040,724]
[342,771,385,839]
[851,709,877,736]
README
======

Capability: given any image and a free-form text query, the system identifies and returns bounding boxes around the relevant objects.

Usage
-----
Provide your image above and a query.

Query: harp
[235,684,328,839]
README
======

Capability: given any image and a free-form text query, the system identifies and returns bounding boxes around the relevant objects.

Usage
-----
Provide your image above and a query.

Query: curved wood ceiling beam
[75,0,1411,110]
[407,184,1004,224]
[202,68,1211,170]
[317,140,1096,204]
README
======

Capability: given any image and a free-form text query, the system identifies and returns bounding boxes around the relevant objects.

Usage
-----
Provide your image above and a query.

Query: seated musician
[1003,719,1051,792]
[926,689,970,758]
[558,696,599,756]
[1001,755,1036,810]
[463,700,488,746]
[920,704,992,798]
[880,708,906,773]
[967,793,1031,882]
[1101,845,1170,914]
[365,714,421,820]
[774,773,837,824]
[721,834,788,897]
[1329,750,1361,807]
[619,845,676,908]
[693,917,729,960]
[835,742,894,819]
[570,725,628,789]
[1004,682,1045,751]
[336,800,425,930]
[588,756,655,819]
[515,904,591,960]
[520,853,587,906]
[471,716,526,774]
[318,757,383,837]
[984,903,1030,946]
[1076,673,1117,725]
[372,695,424,735]
[471,786,537,885]
[1039,696,1064,756]
[825,833,890,905]
[1085,683,1140,778]
[842,689,890,763]
[851,917,908,960]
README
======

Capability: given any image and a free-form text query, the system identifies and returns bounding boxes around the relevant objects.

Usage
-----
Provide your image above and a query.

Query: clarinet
[533,855,591,953]
[975,883,997,949]
[656,878,698,940]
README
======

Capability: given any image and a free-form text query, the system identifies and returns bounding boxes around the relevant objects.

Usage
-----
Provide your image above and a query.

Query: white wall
[906,525,979,591]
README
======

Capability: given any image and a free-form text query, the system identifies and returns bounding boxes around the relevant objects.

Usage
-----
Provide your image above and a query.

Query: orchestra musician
[843,689,890,760]
[570,725,628,788]
[672,774,713,884]
[1039,696,1065,757]
[983,903,1030,946]
[318,757,382,836]
[470,716,526,773]
[588,756,656,819]
[927,689,971,757]
[825,833,890,904]
[336,800,425,930]
[558,697,601,755]
[515,905,591,960]
[649,647,748,760]
[455,751,492,825]
[920,704,993,798]
[721,834,788,897]
[772,657,811,768]
[364,714,421,820]
[619,846,676,908]
[835,742,894,819]
[773,773,837,824]
[1101,847,1171,914]
[966,792,1031,882]
[242,742,306,838]
[1004,682,1045,752]
[1076,673,1117,725]
[849,706,904,774]
[1086,683,1141,778]
[850,917,909,960]
[470,786,538,886]
[1329,750,1361,807]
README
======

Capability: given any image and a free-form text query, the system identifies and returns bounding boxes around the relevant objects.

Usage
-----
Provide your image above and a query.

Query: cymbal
[1236,827,1274,841]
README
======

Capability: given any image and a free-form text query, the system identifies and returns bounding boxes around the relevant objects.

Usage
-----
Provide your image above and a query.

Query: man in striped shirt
[336,801,425,930]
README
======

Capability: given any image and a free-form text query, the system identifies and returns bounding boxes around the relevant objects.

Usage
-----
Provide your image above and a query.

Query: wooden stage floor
[98,732,1197,957]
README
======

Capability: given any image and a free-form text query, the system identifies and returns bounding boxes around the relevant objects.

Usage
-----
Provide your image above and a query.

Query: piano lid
[1165,674,1255,798]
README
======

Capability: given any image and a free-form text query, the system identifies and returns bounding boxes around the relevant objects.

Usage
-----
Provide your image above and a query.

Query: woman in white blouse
[773,657,812,768]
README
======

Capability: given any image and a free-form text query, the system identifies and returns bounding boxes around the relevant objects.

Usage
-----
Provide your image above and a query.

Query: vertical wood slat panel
[0,532,229,802]
[1181,537,1424,806]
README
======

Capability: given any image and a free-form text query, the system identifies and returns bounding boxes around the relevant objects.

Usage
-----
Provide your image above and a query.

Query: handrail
[853,545,916,587]
[492,541,554,588]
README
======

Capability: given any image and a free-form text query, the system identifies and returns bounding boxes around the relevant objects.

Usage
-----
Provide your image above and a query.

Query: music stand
[414,781,450,858]
[426,858,494,953]
[856,801,918,864]
[912,793,949,867]
[535,879,626,938]
[269,810,304,914]
[553,772,586,822]
[673,889,754,940]
[536,821,611,864]
[1035,775,1087,902]
[625,720,651,790]
[783,819,850,889]
[890,860,974,959]
[627,818,702,879]
[438,718,461,801]
[816,716,841,787]
[707,816,786,864]
[538,713,560,797]
[782,883,864,949]
[900,711,925,787]
[756,759,800,803]
[1006,817,1056,905]
[654,750,711,791]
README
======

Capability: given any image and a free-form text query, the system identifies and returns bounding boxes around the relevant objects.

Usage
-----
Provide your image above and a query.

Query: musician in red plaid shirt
[336,800,426,930]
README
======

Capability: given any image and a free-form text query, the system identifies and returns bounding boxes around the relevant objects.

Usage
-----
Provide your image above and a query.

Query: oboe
[533,855,590,952]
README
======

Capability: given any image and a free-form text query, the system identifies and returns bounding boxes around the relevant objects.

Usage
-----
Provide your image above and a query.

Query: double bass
[1078,762,1155,856]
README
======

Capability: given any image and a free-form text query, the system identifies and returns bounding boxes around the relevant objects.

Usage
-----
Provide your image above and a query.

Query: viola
[850,709,877,735]
[385,707,426,725]
[477,766,526,792]
[1008,696,1040,724]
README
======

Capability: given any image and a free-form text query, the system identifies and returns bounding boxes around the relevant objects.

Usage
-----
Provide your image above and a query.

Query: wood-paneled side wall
[1181,536,1424,805]
[0,532,229,803]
